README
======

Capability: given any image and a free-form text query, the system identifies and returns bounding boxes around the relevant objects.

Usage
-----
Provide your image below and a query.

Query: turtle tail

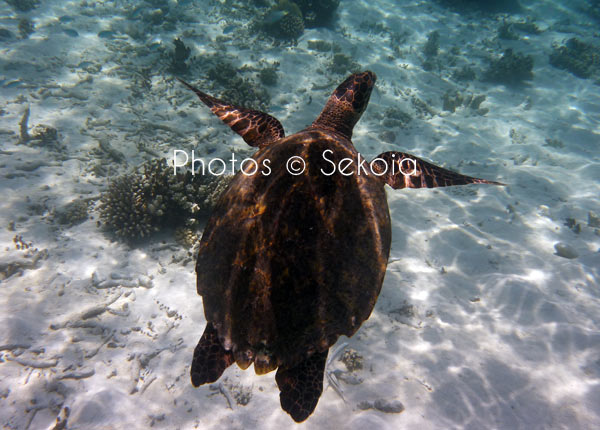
[190,322,234,386]
[275,350,328,422]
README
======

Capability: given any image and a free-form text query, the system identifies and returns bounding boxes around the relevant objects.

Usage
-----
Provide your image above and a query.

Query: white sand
[1,0,599,428]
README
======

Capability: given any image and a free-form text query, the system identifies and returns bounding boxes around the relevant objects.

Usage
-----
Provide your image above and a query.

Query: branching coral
[98,158,233,242]
[549,38,599,80]
[589,0,600,22]
[207,61,238,87]
[442,91,488,115]
[258,66,278,86]
[278,13,304,40]
[18,18,34,39]
[423,31,440,58]
[261,0,304,41]
[382,107,412,129]
[422,30,441,71]
[53,199,89,227]
[206,61,271,110]
[451,65,476,81]
[169,38,191,75]
[483,49,533,85]
[294,0,339,27]
[220,77,271,111]
[436,0,521,13]
[5,0,40,12]
[328,53,360,75]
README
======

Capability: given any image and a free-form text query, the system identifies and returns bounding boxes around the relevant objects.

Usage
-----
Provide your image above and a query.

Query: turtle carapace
[178,71,502,422]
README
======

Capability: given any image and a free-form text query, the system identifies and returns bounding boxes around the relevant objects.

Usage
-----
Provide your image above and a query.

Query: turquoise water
[0,0,599,428]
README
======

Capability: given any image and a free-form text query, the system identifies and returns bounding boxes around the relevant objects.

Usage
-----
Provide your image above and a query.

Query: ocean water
[1,0,599,429]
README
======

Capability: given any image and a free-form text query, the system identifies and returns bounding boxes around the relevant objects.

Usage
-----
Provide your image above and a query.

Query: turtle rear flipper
[275,350,328,423]
[371,151,505,189]
[190,322,234,386]
[177,78,285,147]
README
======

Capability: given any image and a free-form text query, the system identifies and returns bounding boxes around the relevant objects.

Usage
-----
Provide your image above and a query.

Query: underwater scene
[1,0,600,428]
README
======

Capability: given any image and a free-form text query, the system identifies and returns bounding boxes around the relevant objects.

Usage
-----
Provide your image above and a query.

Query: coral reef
[442,91,488,115]
[30,125,59,145]
[483,49,533,85]
[258,64,279,86]
[509,128,527,145]
[0,247,48,280]
[206,61,271,110]
[359,20,389,36]
[411,96,436,118]
[498,22,518,40]
[0,28,14,40]
[98,158,233,242]
[589,211,600,228]
[436,0,521,13]
[220,77,271,111]
[589,0,600,22]
[307,40,341,53]
[549,38,599,80]
[16,106,63,148]
[512,20,542,35]
[5,0,40,12]
[340,348,363,372]
[53,199,89,227]
[294,0,339,27]
[544,138,564,149]
[382,107,413,129]
[442,90,463,113]
[422,30,440,71]
[169,38,191,75]
[278,13,304,40]
[564,217,581,234]
[451,65,476,81]
[498,19,541,40]
[18,18,34,39]
[423,30,440,58]
[1,236,48,280]
[98,172,165,240]
[18,106,30,144]
[174,227,199,249]
[328,53,360,75]
[207,61,238,87]
[261,1,305,41]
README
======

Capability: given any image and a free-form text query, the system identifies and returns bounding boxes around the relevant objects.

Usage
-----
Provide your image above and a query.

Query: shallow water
[0,0,599,429]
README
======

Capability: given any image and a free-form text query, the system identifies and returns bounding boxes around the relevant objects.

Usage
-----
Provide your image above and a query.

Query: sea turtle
[178,71,502,422]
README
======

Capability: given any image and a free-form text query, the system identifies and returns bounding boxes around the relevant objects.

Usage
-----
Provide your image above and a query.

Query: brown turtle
[178,71,502,422]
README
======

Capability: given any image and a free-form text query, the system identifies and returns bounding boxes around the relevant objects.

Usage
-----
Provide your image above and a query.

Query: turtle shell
[196,128,391,373]
[184,70,501,422]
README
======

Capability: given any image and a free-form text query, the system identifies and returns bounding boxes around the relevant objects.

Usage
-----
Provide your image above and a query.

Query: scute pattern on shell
[182,69,502,423]
[196,129,391,371]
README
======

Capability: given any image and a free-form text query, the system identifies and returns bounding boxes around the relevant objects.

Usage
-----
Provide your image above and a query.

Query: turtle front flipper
[371,151,504,189]
[275,350,328,423]
[177,78,285,147]
[190,322,234,386]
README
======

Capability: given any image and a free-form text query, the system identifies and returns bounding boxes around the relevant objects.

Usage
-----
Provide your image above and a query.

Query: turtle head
[311,71,376,140]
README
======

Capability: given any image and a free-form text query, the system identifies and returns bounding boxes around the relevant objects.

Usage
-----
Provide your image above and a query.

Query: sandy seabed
[1,0,599,428]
